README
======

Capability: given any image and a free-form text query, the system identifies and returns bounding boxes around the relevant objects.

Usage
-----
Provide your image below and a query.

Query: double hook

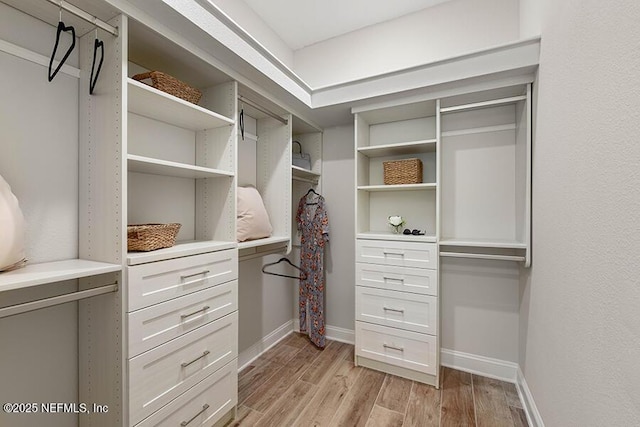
[48,6,104,95]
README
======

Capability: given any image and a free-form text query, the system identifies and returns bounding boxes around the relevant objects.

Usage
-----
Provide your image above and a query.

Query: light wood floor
[231,334,528,427]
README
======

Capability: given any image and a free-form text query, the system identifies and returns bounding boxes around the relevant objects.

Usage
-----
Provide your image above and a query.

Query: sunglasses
[403,229,425,235]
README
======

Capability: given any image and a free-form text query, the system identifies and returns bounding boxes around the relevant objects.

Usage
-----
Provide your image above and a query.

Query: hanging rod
[45,0,119,37]
[440,252,525,262]
[238,95,288,125]
[0,282,118,319]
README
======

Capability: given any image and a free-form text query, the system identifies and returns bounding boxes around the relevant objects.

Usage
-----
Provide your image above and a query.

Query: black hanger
[89,34,104,95]
[239,105,245,140]
[305,188,320,205]
[48,19,76,82]
[262,257,307,280]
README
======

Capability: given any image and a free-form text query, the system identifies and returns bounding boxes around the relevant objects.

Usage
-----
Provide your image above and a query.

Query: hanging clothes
[296,191,329,348]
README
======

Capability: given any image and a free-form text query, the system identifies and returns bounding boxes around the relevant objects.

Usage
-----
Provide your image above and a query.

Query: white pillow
[0,174,27,271]
[237,186,273,242]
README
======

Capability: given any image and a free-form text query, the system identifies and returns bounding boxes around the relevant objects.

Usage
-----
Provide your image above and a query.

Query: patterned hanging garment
[296,191,329,348]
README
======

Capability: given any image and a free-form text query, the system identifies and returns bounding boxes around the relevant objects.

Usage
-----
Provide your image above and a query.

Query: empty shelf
[128,155,234,179]
[292,166,320,183]
[439,239,527,249]
[357,139,436,157]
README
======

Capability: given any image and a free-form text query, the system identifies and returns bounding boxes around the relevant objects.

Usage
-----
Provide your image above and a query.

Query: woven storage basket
[132,71,202,105]
[383,158,423,185]
[127,223,181,252]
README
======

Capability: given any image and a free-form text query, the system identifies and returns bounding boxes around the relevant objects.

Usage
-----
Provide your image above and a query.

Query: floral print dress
[297,192,329,348]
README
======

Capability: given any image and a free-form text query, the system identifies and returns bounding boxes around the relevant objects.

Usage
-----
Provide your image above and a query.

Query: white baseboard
[237,320,293,371]
[440,348,518,383]
[517,367,545,427]
[293,319,355,344]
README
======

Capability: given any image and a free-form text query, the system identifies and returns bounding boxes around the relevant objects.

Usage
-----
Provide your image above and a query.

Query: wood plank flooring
[232,334,528,427]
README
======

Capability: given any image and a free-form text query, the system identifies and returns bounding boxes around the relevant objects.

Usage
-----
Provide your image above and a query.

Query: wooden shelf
[0,259,121,293]
[358,183,437,192]
[127,78,233,131]
[127,240,237,266]
[357,232,436,243]
[357,139,436,157]
[128,155,234,179]
[439,238,527,249]
[237,236,289,250]
[292,165,320,183]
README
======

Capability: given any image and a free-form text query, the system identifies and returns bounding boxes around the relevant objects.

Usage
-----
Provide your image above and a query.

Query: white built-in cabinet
[353,83,532,387]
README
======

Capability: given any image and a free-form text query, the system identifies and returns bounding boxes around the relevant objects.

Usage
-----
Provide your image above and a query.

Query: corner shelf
[127,79,234,130]
[127,155,234,179]
[358,183,437,192]
[357,139,436,157]
[0,259,122,293]
[127,241,237,266]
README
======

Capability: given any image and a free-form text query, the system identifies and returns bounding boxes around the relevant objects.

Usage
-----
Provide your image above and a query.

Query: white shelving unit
[127,154,234,179]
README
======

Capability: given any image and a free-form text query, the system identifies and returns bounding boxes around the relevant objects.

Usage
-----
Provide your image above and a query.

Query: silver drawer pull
[181,350,210,368]
[180,270,210,280]
[180,404,210,426]
[383,307,405,314]
[180,306,210,320]
[383,344,404,352]
[383,250,405,256]
[383,276,404,282]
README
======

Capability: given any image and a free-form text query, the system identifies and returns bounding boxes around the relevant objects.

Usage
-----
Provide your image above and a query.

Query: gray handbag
[292,141,311,170]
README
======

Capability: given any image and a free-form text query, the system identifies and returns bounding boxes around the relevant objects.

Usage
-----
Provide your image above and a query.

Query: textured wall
[522,1,640,424]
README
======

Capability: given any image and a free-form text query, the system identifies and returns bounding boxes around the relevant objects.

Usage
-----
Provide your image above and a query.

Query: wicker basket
[132,71,202,105]
[127,223,181,252]
[383,158,423,185]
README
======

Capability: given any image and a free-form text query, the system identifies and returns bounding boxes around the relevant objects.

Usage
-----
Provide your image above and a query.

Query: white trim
[326,325,355,344]
[440,348,518,383]
[517,367,545,427]
[237,319,293,371]
[0,39,80,78]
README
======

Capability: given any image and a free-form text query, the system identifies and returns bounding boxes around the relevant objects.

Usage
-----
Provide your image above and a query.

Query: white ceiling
[243,0,454,50]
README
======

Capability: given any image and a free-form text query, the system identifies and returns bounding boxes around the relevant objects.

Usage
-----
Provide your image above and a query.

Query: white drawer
[128,280,238,357]
[355,321,437,376]
[135,358,237,427]
[356,287,437,335]
[129,312,238,426]
[128,249,238,311]
[356,263,438,296]
[356,240,437,269]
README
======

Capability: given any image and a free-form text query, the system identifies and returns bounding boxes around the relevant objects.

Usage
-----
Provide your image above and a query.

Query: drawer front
[356,263,438,296]
[135,358,237,427]
[356,287,437,335]
[355,321,437,376]
[128,249,238,311]
[129,312,238,426]
[128,281,238,357]
[356,240,437,269]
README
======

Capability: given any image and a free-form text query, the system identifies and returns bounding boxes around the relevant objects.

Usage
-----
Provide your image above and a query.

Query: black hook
[90,37,104,94]
[48,21,76,82]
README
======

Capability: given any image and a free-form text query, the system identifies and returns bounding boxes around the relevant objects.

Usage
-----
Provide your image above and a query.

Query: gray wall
[520,1,640,424]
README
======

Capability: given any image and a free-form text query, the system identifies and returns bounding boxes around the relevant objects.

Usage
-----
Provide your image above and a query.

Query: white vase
[0,174,27,271]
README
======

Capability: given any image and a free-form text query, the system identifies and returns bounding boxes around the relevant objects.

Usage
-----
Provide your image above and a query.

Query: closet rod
[238,95,288,125]
[0,282,118,319]
[440,252,525,262]
[45,0,119,36]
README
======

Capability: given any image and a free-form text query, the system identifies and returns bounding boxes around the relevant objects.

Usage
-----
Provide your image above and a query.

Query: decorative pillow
[237,186,273,242]
[0,174,27,271]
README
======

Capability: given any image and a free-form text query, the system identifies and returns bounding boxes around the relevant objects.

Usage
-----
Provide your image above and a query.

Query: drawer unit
[128,280,238,357]
[135,358,238,427]
[356,287,437,335]
[128,249,238,311]
[129,312,238,426]
[356,322,437,376]
[356,239,437,269]
[356,263,438,296]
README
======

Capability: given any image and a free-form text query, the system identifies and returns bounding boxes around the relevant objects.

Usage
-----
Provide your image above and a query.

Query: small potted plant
[387,215,405,234]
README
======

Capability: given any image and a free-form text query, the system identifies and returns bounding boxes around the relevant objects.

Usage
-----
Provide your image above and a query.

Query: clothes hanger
[261,257,307,280]
[239,101,245,140]
[305,187,320,205]
[89,29,104,95]
[48,8,76,82]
